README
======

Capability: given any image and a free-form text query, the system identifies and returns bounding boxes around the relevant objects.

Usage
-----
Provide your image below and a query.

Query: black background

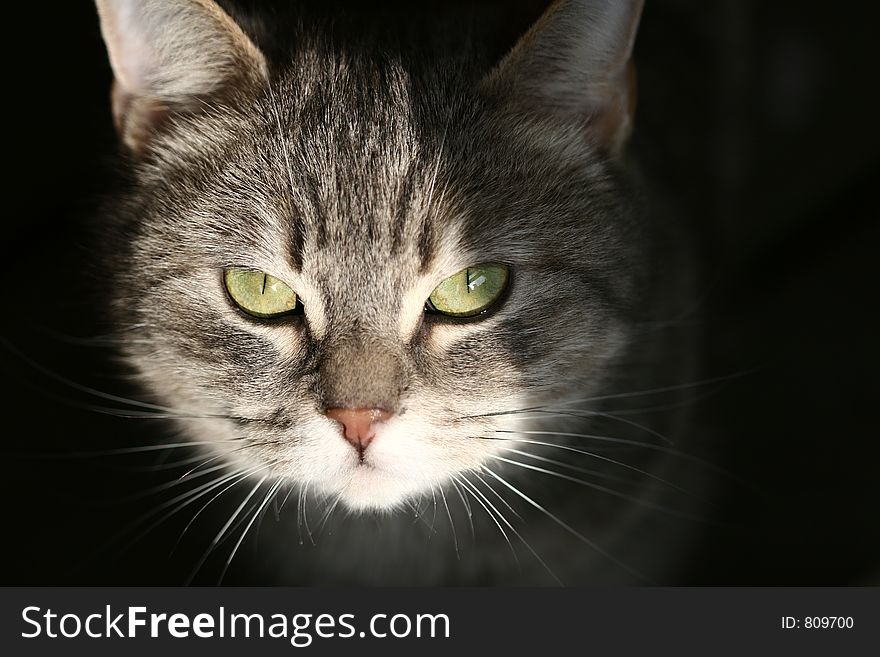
[1,0,878,585]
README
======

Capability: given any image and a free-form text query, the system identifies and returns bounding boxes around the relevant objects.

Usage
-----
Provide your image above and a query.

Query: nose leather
[325,407,392,453]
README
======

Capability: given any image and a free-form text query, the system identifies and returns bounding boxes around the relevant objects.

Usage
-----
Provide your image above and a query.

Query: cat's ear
[94,0,268,154]
[485,0,644,157]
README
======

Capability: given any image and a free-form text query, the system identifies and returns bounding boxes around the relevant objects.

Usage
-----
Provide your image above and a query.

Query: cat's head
[95,0,646,511]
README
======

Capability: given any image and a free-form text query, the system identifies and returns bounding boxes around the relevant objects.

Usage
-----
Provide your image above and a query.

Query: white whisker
[453,474,518,564]
[218,478,284,583]
[496,429,753,488]
[502,441,694,497]
[185,474,270,585]
[493,455,704,522]
[438,486,459,560]
[482,466,647,581]
[450,478,474,540]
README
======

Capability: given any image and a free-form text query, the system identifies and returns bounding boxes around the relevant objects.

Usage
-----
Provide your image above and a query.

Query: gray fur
[96,0,699,584]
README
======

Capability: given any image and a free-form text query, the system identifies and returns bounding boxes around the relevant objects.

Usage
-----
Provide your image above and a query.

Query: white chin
[330,465,429,512]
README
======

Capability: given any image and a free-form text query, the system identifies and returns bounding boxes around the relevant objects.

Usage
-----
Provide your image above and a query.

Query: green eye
[428,263,509,317]
[224,268,298,318]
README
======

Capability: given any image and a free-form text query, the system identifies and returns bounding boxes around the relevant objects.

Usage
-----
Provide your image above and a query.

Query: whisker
[541,370,755,407]
[452,474,519,566]
[490,428,656,451]
[547,409,674,445]
[450,478,474,540]
[185,474,270,585]
[482,466,648,582]
[301,481,315,546]
[427,486,439,536]
[115,453,220,473]
[317,492,344,534]
[461,371,754,421]
[125,462,231,501]
[31,323,152,347]
[493,442,644,487]
[277,485,296,514]
[460,471,565,586]
[112,466,267,563]
[472,470,523,522]
[171,467,269,555]
[495,429,756,489]
[438,486,459,560]
[493,455,706,523]
[218,478,284,584]
[295,485,305,544]
[38,440,240,460]
[501,441,695,498]
[409,494,440,534]
[0,335,225,418]
[68,406,239,421]
[178,452,230,479]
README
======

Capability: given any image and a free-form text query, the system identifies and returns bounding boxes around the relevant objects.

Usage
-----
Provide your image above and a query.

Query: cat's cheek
[176,417,246,460]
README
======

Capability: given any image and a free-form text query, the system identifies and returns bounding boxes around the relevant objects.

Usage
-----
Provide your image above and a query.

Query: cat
[92,0,703,584]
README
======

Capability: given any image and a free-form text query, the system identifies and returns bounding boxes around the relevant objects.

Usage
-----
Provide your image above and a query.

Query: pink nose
[325,408,392,453]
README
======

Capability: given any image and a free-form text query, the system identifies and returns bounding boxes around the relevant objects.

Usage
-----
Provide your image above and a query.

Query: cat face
[96,0,645,511]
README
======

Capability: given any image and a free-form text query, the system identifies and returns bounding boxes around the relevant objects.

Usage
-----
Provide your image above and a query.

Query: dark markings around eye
[417,216,435,273]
